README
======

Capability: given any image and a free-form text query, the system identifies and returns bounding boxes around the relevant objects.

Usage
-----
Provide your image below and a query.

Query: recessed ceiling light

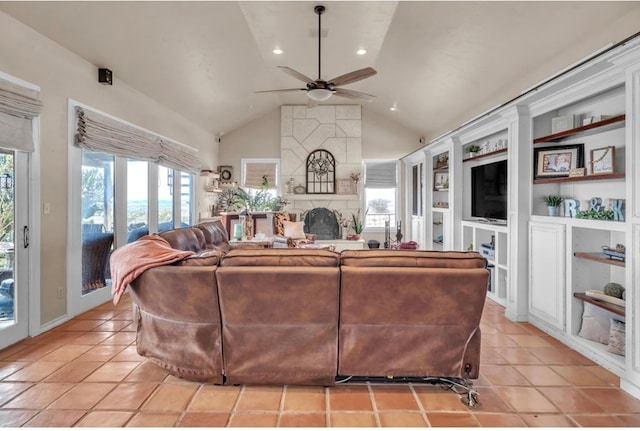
[272,48,283,55]
[390,105,398,111]
[356,49,367,56]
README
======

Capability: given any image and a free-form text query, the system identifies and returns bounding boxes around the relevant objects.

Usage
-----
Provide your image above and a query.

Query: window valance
[75,106,200,173]
[364,160,397,188]
[0,76,43,152]
[244,162,278,189]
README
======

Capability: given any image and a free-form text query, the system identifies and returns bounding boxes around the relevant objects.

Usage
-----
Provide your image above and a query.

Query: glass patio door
[0,150,29,349]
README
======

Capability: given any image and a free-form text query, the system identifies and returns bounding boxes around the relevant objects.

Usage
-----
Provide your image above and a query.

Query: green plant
[231,187,288,212]
[351,209,367,234]
[576,209,614,220]
[542,195,563,207]
[465,144,481,153]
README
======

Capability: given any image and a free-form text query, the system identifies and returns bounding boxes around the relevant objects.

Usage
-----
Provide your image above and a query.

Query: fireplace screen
[303,208,340,240]
[306,149,335,194]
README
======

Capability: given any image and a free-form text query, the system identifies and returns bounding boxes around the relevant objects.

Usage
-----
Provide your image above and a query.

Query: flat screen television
[471,160,508,221]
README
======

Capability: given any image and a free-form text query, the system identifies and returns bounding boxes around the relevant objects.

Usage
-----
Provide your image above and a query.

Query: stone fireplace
[280,105,362,239]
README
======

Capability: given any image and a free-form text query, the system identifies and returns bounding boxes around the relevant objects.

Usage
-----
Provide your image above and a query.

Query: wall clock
[219,165,233,181]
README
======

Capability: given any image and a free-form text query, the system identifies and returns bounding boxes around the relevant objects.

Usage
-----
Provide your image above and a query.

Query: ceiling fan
[256,4,377,102]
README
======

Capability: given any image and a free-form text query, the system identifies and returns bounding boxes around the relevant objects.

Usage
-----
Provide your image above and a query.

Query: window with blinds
[0,76,42,152]
[242,160,279,190]
[363,160,398,229]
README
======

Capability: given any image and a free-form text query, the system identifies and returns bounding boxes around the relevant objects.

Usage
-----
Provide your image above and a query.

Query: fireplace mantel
[286,194,358,201]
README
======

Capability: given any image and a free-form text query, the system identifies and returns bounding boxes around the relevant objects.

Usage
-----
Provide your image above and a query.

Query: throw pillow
[283,220,306,240]
[274,213,291,236]
[607,318,625,356]
[578,302,611,345]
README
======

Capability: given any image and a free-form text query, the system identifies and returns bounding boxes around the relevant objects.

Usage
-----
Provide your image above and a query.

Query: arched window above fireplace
[306,149,335,194]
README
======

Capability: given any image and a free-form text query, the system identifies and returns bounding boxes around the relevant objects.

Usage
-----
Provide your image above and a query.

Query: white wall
[218,108,281,185]
[0,11,218,325]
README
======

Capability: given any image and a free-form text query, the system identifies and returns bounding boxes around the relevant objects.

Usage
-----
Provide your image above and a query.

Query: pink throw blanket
[110,235,194,305]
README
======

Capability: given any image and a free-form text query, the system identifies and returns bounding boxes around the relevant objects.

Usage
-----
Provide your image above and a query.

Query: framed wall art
[533,144,584,180]
[433,172,449,191]
[336,178,353,195]
[590,146,615,175]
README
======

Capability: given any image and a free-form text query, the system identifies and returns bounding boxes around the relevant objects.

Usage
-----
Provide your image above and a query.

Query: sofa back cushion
[197,220,230,253]
[174,249,224,266]
[159,227,206,252]
[220,248,339,267]
[340,250,487,268]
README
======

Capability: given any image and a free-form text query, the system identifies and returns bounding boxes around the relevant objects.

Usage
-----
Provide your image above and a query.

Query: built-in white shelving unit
[401,35,640,399]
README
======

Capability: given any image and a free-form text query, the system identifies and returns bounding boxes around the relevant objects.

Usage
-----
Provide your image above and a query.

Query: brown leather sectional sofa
[128,220,489,388]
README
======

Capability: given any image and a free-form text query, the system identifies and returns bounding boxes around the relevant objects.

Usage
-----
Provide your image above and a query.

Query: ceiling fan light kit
[308,88,333,101]
[256,4,377,103]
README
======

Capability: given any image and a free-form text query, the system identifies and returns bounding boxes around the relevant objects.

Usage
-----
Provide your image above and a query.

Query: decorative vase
[547,206,559,216]
[342,228,348,240]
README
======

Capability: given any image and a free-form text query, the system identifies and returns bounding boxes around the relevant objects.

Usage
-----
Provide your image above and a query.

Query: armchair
[81,231,114,293]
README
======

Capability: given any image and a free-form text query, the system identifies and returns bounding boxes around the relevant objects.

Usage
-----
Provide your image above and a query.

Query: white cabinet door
[529,221,566,330]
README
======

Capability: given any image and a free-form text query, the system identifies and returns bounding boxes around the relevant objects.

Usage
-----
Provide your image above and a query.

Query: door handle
[23,225,29,248]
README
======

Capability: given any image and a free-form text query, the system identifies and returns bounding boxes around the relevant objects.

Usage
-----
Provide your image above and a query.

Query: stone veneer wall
[280,105,362,223]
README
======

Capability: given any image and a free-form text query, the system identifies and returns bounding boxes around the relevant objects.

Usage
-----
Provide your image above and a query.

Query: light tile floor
[1,296,640,427]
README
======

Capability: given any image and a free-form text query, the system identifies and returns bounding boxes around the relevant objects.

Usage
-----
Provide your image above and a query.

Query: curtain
[75,106,200,173]
[0,76,43,152]
[364,160,397,188]
[244,162,277,189]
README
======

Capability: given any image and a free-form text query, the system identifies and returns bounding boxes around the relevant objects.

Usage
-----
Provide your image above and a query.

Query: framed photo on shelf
[336,178,353,194]
[590,146,615,175]
[533,144,584,180]
[433,172,449,191]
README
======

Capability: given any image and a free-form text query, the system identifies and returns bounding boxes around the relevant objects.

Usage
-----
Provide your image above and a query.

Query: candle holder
[233,222,244,240]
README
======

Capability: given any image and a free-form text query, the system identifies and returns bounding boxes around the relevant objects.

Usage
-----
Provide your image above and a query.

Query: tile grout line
[176,380,205,427]
[366,381,382,427]
[409,382,431,426]
[225,383,245,426]
[275,384,286,426]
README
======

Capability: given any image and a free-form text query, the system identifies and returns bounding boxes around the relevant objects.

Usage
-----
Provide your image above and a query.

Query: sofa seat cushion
[341,250,487,268]
[220,248,340,267]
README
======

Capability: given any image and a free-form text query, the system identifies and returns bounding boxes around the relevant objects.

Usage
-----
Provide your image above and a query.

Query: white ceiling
[1,1,639,142]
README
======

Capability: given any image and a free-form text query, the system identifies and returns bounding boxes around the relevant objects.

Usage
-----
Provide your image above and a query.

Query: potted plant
[350,209,365,240]
[465,144,481,158]
[543,194,563,216]
[435,153,449,168]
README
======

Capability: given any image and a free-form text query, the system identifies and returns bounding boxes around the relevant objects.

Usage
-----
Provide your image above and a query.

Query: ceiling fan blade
[333,88,375,102]
[328,67,377,87]
[278,66,314,84]
[255,88,306,94]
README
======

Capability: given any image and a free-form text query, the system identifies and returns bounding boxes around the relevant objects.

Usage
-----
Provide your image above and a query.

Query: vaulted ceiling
[1,1,639,142]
